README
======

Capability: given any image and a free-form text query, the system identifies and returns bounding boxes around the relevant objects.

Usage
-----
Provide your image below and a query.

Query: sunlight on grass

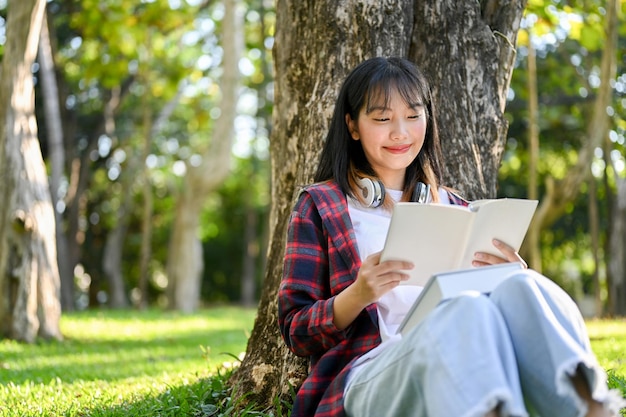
[0,307,256,416]
[586,318,626,376]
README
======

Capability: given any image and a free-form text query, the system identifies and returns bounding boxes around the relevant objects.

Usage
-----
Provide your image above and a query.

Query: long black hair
[314,56,445,205]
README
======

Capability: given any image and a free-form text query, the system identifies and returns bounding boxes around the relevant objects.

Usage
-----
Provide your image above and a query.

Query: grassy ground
[0,308,624,416]
[0,307,257,416]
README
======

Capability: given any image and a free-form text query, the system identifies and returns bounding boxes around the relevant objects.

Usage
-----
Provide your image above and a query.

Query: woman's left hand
[472,239,528,269]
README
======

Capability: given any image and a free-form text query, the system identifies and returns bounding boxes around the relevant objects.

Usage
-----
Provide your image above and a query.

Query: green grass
[0,309,624,416]
[586,318,626,413]
[587,319,626,376]
[0,307,257,416]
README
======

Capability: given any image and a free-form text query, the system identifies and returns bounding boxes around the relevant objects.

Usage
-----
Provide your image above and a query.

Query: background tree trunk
[0,0,62,342]
[607,168,626,316]
[230,0,526,408]
[588,177,602,316]
[165,0,242,312]
[525,35,542,271]
[240,206,258,307]
[103,213,131,308]
[138,98,155,310]
[38,14,73,309]
[101,87,131,309]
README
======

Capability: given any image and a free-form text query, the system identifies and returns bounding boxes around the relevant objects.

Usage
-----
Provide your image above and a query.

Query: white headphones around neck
[357,177,386,208]
[357,178,431,207]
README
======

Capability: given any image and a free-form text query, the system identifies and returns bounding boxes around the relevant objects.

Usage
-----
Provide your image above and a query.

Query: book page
[380,203,474,286]
[459,199,538,267]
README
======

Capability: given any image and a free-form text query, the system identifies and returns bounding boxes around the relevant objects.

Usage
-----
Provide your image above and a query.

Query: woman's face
[346,89,427,190]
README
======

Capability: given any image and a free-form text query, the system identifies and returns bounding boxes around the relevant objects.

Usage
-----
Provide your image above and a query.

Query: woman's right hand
[333,252,413,330]
[353,252,414,305]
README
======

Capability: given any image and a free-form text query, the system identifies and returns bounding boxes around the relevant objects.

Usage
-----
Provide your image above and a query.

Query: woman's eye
[408,114,422,119]
[374,118,389,122]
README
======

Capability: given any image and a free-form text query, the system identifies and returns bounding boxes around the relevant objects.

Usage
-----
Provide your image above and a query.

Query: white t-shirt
[345,187,451,388]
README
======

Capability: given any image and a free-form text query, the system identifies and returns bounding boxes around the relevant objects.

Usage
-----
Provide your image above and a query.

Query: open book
[380,198,538,286]
[397,262,525,336]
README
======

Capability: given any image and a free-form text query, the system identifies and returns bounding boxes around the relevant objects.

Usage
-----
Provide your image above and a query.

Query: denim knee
[491,270,538,297]
[434,292,505,333]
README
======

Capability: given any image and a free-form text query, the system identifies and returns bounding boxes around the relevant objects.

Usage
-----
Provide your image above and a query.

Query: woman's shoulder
[297,180,344,203]
[293,180,349,219]
[300,180,342,194]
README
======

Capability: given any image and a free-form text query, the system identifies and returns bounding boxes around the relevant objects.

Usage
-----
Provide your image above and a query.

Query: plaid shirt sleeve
[278,191,350,357]
[278,182,381,417]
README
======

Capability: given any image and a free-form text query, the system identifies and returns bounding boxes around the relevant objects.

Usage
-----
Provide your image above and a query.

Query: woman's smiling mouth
[385,144,412,154]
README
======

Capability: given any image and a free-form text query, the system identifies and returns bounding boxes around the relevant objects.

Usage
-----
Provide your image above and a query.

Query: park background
[0,0,625,415]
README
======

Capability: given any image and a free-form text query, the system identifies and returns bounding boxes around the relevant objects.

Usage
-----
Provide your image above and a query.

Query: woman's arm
[278,194,350,357]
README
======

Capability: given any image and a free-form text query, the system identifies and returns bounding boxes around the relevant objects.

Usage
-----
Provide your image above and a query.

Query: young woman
[278,57,623,417]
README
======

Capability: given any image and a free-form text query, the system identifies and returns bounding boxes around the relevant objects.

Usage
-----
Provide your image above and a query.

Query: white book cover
[380,198,538,286]
[397,262,525,336]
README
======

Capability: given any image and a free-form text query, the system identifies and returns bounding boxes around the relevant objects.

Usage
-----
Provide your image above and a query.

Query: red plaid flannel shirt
[278,180,466,417]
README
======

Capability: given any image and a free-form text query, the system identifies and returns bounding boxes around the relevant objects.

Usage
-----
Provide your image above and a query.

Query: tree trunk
[38,14,73,309]
[525,35,542,271]
[410,1,525,199]
[229,0,526,409]
[102,219,130,308]
[240,205,258,307]
[166,0,242,312]
[9,127,63,341]
[138,80,183,308]
[0,0,62,342]
[607,168,626,316]
[166,188,204,312]
[138,94,155,310]
[588,176,602,317]
[101,158,135,309]
[100,87,130,309]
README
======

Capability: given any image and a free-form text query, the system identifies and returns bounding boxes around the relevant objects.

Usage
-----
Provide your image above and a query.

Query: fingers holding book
[472,238,528,269]
[355,252,414,304]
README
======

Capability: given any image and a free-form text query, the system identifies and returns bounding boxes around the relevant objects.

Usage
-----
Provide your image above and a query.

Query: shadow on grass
[86,373,228,417]
[82,367,288,417]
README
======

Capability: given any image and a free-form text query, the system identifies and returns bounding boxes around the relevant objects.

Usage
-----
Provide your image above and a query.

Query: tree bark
[0,0,62,342]
[166,0,242,312]
[229,0,526,409]
[410,0,526,199]
[38,14,73,309]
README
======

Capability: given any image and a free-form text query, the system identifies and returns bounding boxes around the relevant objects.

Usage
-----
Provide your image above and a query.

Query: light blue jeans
[344,270,618,417]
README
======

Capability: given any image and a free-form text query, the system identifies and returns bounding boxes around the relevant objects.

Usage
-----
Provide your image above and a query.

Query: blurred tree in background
[1,0,274,316]
[0,0,624,339]
[502,0,625,316]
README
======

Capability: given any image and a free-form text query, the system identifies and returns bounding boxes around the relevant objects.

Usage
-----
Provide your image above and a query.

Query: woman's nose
[391,120,408,140]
